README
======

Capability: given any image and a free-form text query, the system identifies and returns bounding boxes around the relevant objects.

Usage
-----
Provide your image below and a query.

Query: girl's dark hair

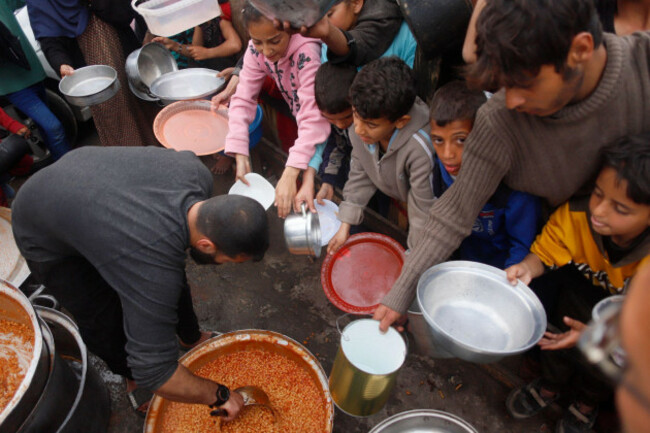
[196,195,269,261]
[429,81,487,126]
[315,62,357,114]
[242,2,267,28]
[466,0,603,90]
[601,133,650,205]
[349,57,416,122]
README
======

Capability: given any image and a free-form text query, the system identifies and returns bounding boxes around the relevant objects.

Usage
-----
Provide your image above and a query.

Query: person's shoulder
[358,0,401,22]
[618,30,650,64]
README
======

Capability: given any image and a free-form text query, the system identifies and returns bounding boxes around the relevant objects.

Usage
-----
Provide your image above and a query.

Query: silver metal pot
[0,280,49,433]
[416,261,547,364]
[284,203,321,258]
[125,42,178,99]
[368,409,478,433]
[149,68,225,105]
[249,0,338,28]
[34,307,110,433]
[59,65,120,107]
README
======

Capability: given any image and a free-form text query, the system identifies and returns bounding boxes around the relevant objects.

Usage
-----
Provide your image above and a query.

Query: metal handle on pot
[300,202,307,218]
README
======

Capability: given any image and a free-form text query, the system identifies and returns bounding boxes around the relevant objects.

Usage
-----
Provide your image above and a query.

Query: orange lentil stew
[159,349,328,432]
[0,318,34,413]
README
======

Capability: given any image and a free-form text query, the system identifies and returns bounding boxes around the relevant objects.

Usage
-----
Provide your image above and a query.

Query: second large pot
[126,42,178,97]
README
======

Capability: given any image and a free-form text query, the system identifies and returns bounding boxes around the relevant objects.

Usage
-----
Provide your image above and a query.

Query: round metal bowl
[59,65,120,107]
[149,68,225,105]
[368,409,478,433]
[125,42,178,96]
[417,261,547,364]
[144,329,334,432]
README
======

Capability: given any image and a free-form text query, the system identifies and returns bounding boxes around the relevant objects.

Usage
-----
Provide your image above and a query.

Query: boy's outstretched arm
[505,253,545,286]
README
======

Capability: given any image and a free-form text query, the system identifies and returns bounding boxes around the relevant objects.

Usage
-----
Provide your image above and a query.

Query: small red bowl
[320,233,406,314]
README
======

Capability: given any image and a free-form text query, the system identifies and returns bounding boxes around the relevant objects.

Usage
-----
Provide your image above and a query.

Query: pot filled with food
[0,280,49,433]
[144,329,334,432]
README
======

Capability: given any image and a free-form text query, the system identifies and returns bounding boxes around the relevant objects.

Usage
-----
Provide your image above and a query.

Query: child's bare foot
[211,154,234,175]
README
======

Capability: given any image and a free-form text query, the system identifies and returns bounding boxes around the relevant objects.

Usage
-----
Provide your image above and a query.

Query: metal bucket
[329,318,407,417]
[284,203,321,258]
[0,280,49,433]
[407,298,454,359]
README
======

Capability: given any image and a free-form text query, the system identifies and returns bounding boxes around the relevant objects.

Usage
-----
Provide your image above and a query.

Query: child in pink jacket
[225,3,330,218]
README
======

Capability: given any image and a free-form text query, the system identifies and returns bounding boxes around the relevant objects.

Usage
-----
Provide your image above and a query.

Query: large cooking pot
[399,0,473,59]
[407,298,453,359]
[59,65,120,107]
[0,280,49,433]
[416,261,546,364]
[126,42,178,99]
[33,306,110,433]
[249,0,337,28]
[368,409,478,433]
[144,329,334,432]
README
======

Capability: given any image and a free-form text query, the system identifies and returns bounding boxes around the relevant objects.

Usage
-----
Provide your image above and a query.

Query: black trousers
[27,256,201,379]
[529,265,613,406]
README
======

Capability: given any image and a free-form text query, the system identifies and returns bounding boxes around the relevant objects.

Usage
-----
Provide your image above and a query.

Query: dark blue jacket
[434,157,540,269]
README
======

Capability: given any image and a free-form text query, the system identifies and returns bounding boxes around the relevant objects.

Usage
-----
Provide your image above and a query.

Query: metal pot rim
[368,409,479,433]
[0,281,46,426]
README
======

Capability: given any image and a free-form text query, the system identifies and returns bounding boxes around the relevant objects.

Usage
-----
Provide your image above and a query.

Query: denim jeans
[6,84,71,160]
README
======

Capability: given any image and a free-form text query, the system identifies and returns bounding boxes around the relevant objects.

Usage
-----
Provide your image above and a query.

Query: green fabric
[0,2,46,96]
[5,0,26,11]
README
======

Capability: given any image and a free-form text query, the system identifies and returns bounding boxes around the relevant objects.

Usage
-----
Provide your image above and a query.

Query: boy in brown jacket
[327,57,434,253]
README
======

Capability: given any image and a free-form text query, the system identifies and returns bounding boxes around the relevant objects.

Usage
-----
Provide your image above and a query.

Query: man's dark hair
[601,133,650,205]
[349,57,416,122]
[242,2,266,28]
[315,62,357,114]
[467,0,603,90]
[196,195,269,261]
[429,81,487,126]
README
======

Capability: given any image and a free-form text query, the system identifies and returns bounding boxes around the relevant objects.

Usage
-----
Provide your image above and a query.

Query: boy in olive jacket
[328,57,434,253]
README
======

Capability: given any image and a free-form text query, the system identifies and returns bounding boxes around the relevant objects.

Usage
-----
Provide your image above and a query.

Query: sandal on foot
[127,386,153,418]
[179,331,222,352]
[506,379,559,419]
[555,403,597,433]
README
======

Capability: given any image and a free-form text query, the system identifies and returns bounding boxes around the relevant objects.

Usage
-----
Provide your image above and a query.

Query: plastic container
[131,0,222,37]
[321,233,406,314]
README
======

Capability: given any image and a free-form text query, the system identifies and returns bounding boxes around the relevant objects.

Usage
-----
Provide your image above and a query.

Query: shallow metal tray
[149,68,225,104]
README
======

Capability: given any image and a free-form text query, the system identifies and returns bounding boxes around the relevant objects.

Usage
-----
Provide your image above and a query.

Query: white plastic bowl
[228,173,275,210]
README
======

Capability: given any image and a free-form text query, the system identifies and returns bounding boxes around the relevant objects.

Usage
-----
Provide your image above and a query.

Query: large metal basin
[368,409,478,433]
[144,329,334,432]
[149,68,225,105]
[416,261,547,364]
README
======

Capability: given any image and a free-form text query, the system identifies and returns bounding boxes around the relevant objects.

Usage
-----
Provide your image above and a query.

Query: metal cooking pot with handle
[0,280,49,433]
[284,203,321,257]
[125,42,178,99]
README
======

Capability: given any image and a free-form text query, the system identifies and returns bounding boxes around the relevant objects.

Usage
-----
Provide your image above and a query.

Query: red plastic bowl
[320,233,406,314]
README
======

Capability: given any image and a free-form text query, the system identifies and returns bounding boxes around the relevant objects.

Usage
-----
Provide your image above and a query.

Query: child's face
[321,108,354,130]
[326,0,363,31]
[589,166,650,247]
[429,119,473,176]
[352,109,408,146]
[248,19,290,63]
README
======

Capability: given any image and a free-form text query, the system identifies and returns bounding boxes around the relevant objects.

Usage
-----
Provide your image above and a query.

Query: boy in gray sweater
[328,56,434,253]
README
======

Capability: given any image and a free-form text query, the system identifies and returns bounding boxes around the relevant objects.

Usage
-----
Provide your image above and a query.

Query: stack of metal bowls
[125,42,178,102]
